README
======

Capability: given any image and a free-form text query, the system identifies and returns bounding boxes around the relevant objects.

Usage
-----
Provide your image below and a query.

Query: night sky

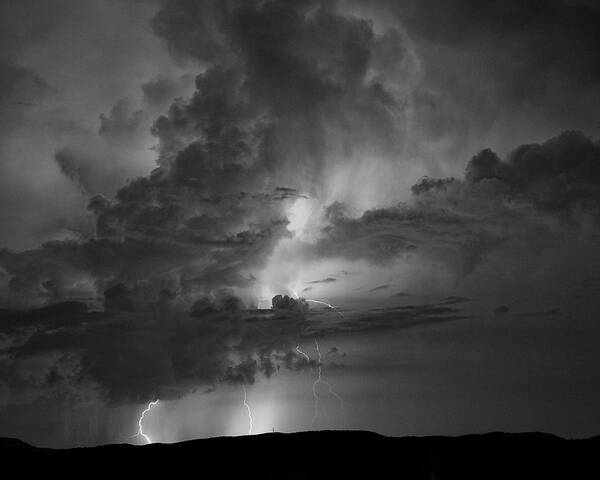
[1,0,600,447]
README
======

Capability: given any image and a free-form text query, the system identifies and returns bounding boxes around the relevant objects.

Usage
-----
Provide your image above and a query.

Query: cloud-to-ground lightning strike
[136,400,159,444]
[314,342,345,412]
[242,386,253,435]
[324,381,345,413]
[311,341,324,427]
[295,340,324,427]
[291,288,345,426]
[309,339,345,428]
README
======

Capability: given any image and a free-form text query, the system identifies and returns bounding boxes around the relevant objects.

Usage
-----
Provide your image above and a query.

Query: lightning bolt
[242,385,253,435]
[290,287,344,426]
[311,340,324,427]
[324,380,345,412]
[296,344,311,362]
[315,341,344,411]
[295,340,324,426]
[136,400,159,444]
[305,298,343,317]
[310,339,345,428]
[289,287,343,317]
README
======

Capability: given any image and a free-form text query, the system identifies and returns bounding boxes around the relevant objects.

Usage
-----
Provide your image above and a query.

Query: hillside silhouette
[2,430,598,479]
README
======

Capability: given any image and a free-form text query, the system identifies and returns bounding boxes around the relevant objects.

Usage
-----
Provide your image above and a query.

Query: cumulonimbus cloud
[1,1,600,411]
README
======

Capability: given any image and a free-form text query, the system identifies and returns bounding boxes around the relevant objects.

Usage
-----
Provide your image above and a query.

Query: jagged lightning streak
[295,340,323,426]
[296,344,311,362]
[136,400,159,444]
[307,299,342,317]
[314,341,345,411]
[324,380,345,412]
[311,340,323,427]
[291,288,344,425]
[311,339,345,427]
[290,288,343,317]
[242,386,253,435]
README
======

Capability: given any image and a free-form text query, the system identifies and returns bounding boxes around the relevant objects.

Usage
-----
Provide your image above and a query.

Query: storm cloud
[1,0,600,443]
[0,0,420,407]
[308,131,600,294]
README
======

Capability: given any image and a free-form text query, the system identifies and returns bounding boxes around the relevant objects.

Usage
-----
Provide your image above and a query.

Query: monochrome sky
[1,0,600,447]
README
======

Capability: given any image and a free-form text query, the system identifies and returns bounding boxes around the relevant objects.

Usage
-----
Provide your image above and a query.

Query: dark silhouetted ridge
[1,430,598,479]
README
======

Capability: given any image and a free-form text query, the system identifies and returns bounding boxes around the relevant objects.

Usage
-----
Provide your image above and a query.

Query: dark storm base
[1,431,598,479]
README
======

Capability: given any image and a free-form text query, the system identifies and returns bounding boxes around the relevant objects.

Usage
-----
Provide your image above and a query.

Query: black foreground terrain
[1,430,598,479]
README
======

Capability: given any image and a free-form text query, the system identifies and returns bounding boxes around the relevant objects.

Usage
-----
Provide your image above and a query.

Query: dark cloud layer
[0,300,313,406]
[466,131,600,212]
[0,63,52,108]
[0,0,417,406]
[395,0,600,91]
[10,126,593,406]
[313,131,600,285]
[347,0,600,171]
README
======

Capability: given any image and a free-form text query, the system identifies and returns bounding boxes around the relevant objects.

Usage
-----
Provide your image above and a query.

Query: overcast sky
[1,0,600,447]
